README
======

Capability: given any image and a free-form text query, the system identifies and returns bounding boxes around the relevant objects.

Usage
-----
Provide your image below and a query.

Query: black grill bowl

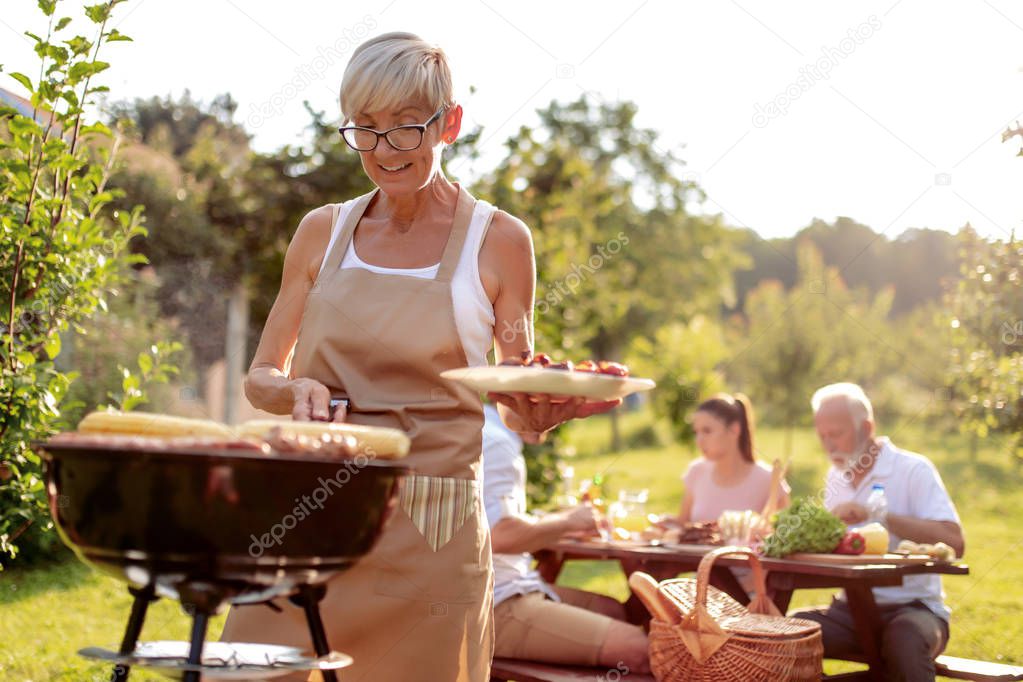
[39,441,409,607]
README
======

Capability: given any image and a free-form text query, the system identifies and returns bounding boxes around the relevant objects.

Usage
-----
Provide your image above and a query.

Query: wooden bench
[831,654,1023,681]
[490,657,656,682]
[490,655,1023,682]
[934,655,1023,681]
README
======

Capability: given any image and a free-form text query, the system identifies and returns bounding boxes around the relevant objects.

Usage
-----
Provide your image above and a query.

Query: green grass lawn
[2,407,1020,679]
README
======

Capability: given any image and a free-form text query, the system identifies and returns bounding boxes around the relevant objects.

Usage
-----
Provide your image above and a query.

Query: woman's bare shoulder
[289,204,338,279]
[683,457,710,480]
[480,209,533,268]
[293,204,336,247]
[486,210,532,248]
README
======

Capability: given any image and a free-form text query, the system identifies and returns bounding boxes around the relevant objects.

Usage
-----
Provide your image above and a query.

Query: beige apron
[221,186,494,681]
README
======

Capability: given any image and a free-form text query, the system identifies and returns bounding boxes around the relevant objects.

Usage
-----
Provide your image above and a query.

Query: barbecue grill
[41,439,410,681]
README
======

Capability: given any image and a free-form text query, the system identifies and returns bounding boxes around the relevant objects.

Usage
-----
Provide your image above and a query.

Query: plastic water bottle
[866,484,888,524]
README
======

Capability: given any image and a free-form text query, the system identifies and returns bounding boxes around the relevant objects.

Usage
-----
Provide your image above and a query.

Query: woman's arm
[677,489,694,524]
[480,211,619,436]
[244,205,336,420]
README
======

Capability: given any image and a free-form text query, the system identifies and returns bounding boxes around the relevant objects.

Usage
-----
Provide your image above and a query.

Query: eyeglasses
[338,107,446,152]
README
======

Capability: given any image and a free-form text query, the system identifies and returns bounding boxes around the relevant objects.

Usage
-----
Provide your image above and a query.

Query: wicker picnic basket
[629,546,823,682]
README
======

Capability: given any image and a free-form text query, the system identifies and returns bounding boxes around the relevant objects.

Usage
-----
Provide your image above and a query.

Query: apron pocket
[372,475,490,605]
[398,475,478,552]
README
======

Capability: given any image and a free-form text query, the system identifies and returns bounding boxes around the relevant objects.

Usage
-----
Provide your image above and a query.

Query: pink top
[683,458,790,523]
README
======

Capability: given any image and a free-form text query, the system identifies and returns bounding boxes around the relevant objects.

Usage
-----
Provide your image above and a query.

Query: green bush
[0,1,146,564]
[61,269,193,428]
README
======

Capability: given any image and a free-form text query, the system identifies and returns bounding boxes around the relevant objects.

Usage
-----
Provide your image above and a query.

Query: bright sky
[4,0,1023,240]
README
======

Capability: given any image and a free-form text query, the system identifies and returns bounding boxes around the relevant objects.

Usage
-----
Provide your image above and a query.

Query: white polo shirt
[823,437,961,621]
[481,404,561,607]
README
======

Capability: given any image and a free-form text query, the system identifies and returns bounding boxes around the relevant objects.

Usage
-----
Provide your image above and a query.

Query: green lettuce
[763,498,845,557]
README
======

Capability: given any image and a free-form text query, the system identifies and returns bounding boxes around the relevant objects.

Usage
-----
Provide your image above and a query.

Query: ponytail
[696,392,757,463]
[733,392,756,463]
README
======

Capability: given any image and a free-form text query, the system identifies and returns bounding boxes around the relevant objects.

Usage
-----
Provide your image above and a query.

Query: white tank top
[317,197,497,367]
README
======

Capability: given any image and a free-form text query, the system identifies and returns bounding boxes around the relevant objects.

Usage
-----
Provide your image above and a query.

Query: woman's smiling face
[352,102,460,196]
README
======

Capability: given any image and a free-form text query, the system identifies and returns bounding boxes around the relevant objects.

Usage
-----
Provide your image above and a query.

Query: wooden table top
[539,539,970,579]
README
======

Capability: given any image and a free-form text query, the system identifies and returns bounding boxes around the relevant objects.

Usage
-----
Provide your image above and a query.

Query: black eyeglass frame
[338,106,446,152]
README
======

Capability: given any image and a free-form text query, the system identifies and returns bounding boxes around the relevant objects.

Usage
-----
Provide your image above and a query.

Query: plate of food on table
[441,352,656,401]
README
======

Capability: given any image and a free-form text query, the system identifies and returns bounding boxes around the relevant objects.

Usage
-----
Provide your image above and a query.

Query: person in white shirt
[481,404,649,673]
[792,383,965,682]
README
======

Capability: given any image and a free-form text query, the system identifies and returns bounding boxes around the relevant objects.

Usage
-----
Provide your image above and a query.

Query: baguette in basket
[628,546,823,682]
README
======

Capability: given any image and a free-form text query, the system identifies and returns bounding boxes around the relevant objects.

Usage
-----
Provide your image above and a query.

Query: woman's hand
[487,391,621,435]
[289,378,342,422]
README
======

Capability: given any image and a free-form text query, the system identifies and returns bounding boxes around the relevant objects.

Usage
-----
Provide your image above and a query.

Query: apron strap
[315,184,474,284]
[316,189,378,283]
[435,185,476,283]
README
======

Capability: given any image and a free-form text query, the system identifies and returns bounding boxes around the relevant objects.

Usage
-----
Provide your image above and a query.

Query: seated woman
[679,393,791,527]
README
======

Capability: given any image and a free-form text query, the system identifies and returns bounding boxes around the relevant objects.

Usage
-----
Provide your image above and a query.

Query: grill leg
[292,585,338,682]
[111,584,157,682]
[182,609,210,682]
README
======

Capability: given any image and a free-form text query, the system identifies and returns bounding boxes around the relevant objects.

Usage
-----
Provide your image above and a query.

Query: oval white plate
[441,366,656,401]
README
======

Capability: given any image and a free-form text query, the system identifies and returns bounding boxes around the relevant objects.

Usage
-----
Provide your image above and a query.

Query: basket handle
[628,572,680,624]
[694,545,769,609]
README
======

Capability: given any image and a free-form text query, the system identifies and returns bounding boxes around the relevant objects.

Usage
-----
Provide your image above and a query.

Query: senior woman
[221,32,617,681]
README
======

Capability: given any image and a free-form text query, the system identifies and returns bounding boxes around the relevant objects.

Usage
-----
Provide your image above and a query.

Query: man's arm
[830,505,966,557]
[887,516,965,558]
[832,456,967,557]
[900,457,966,557]
[491,504,601,555]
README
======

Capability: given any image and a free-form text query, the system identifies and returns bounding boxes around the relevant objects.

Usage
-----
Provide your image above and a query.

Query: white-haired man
[793,382,965,682]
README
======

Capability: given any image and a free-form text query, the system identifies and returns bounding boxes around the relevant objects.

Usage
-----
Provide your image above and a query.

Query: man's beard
[832,435,871,472]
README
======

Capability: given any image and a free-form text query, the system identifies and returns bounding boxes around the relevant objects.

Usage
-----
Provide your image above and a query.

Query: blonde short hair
[340,32,454,124]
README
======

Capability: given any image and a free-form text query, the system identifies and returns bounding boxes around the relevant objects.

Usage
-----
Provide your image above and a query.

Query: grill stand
[182,609,210,682]
[107,583,340,682]
[111,584,158,682]
[290,584,338,681]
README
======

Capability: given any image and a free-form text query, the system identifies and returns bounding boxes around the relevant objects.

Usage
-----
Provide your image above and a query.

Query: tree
[240,104,376,339]
[729,242,895,455]
[627,316,728,444]
[945,227,1023,463]
[1,0,145,562]
[476,96,747,448]
[106,92,252,384]
[731,218,959,316]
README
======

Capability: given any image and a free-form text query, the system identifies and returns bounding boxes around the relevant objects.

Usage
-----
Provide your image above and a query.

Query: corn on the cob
[236,420,410,459]
[77,409,235,439]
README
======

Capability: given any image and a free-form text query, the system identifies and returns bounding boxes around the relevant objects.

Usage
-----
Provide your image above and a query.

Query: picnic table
[533,539,970,681]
